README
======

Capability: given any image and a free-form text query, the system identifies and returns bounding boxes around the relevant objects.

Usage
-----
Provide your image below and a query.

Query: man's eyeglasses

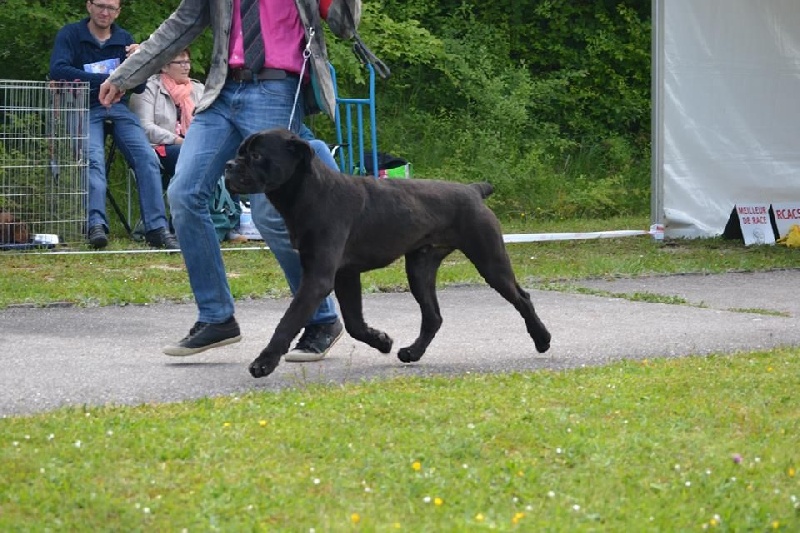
[90,1,120,13]
[169,60,192,67]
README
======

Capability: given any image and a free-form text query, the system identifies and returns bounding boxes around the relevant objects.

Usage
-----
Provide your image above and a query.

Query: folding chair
[330,63,379,177]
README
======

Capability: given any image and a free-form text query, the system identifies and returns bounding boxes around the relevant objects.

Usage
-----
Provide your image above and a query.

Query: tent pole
[650,0,665,228]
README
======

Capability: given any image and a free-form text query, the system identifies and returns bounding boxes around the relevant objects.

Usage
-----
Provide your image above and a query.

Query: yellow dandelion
[512,512,525,525]
[475,513,485,522]
[710,518,718,527]
[223,422,231,428]
[259,420,267,427]
[351,513,361,524]
[434,497,443,506]
[517,471,524,477]
[412,461,422,472]
[772,521,780,529]
[768,367,774,372]
[789,467,796,478]
[393,523,401,529]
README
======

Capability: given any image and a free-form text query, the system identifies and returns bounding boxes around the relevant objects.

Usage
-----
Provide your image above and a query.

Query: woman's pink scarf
[161,73,195,136]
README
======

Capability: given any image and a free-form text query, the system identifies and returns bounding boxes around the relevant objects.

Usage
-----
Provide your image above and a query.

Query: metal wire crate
[0,80,89,248]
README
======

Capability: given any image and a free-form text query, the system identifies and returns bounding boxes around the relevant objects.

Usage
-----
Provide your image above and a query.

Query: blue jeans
[158,144,182,189]
[88,103,169,232]
[167,78,338,325]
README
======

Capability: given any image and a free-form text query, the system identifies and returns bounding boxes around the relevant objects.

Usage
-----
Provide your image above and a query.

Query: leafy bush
[2,0,653,222]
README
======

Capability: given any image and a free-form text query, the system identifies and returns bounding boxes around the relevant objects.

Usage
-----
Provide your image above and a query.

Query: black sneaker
[284,319,344,362]
[87,224,108,249]
[145,227,180,250]
[162,316,242,356]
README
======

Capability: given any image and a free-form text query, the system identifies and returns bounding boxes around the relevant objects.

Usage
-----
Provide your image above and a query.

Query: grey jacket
[129,75,205,146]
[107,0,360,120]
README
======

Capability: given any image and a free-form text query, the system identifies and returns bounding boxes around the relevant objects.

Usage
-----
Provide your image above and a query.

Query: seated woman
[129,48,203,190]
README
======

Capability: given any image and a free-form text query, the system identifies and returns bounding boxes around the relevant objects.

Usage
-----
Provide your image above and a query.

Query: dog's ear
[287,136,316,173]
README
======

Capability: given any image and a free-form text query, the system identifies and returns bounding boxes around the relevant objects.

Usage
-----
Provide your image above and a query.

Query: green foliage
[2,0,654,220]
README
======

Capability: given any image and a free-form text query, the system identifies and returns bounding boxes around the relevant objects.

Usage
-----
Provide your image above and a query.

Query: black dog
[225,128,551,378]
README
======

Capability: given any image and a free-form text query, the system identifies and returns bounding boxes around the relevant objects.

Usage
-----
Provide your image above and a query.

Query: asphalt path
[2,270,799,417]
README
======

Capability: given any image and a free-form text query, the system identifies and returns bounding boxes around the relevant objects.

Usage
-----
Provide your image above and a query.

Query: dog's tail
[470,182,494,199]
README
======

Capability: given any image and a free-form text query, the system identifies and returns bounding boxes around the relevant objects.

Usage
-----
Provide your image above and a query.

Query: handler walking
[99,0,363,361]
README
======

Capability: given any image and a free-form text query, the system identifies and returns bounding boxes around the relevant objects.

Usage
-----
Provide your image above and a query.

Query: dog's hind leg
[461,227,551,353]
[334,269,393,353]
[398,245,452,363]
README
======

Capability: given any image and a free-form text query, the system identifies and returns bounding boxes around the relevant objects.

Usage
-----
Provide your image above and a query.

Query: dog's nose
[224,160,235,173]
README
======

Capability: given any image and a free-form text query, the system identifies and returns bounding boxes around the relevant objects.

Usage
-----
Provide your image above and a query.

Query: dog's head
[224,128,315,195]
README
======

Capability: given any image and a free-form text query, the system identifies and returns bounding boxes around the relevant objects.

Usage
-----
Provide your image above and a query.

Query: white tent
[651,0,800,238]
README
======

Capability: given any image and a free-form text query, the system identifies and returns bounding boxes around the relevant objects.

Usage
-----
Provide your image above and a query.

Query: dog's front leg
[249,276,334,378]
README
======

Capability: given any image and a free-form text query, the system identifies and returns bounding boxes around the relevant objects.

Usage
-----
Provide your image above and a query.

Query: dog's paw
[249,353,281,378]
[534,331,552,353]
[366,329,393,354]
[397,346,424,363]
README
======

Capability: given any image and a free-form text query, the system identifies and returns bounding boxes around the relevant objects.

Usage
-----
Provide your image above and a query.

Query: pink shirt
[229,0,305,73]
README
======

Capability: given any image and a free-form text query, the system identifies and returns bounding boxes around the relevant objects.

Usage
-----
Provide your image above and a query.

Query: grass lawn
[1,215,799,530]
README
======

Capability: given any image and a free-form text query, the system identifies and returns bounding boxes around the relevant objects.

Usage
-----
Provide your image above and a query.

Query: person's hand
[125,43,139,57]
[175,137,184,145]
[99,80,125,108]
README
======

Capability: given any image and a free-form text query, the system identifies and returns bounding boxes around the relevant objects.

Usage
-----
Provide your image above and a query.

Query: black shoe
[284,319,344,362]
[162,316,242,356]
[145,227,179,250]
[87,224,108,249]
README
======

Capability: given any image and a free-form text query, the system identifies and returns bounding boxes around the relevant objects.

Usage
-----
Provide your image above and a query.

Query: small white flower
[467,423,475,429]
[313,478,320,485]
[706,469,712,475]
[74,440,81,448]
[107,430,113,436]
[685,481,691,487]
[462,464,469,469]
[674,464,681,471]
[572,505,580,511]
[547,491,555,498]
[143,507,150,514]
[48,434,55,441]
[364,487,372,493]
[755,457,761,463]
[12,441,18,447]
[423,496,431,503]
[556,448,562,454]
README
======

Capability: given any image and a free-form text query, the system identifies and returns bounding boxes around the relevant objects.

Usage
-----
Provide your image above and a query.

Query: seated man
[49,0,178,250]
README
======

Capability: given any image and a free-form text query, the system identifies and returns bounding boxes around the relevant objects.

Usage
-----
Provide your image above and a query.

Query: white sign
[770,202,800,239]
[734,203,775,246]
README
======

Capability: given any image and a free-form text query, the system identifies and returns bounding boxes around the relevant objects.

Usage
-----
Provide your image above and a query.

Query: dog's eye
[250,152,262,162]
